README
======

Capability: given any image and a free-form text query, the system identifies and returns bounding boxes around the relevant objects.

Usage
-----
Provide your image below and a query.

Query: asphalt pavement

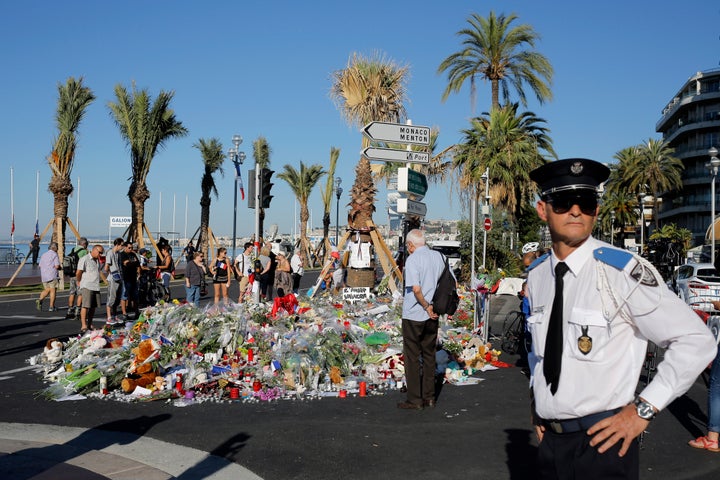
[1,265,719,479]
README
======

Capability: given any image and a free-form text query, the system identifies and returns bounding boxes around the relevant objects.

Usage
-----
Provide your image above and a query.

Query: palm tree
[598,189,639,247]
[277,162,326,266]
[330,51,409,231]
[452,104,555,223]
[318,147,340,264]
[438,11,553,112]
[330,52,409,287]
[193,138,225,256]
[252,136,271,239]
[108,83,188,247]
[628,139,684,229]
[47,77,95,255]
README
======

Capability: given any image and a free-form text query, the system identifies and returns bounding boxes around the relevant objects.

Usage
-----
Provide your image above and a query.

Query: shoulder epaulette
[593,247,633,270]
[526,252,550,272]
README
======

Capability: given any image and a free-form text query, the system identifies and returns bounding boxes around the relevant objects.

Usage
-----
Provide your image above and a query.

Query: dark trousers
[401,318,438,405]
[537,430,639,480]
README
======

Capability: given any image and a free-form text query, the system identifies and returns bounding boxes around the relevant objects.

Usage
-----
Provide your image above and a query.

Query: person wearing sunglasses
[526,158,716,480]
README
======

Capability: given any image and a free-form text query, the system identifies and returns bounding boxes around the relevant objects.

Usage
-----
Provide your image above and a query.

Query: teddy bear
[43,338,63,364]
[121,338,160,393]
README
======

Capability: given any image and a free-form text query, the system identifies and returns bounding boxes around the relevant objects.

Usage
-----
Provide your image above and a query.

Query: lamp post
[638,192,646,256]
[228,135,246,261]
[481,168,490,272]
[335,177,343,245]
[707,146,720,262]
[610,211,615,247]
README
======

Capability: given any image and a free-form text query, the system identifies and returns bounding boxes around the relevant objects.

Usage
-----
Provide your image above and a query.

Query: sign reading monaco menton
[361,122,431,146]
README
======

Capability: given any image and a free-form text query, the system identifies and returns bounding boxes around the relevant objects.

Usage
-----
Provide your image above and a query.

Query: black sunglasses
[545,193,598,216]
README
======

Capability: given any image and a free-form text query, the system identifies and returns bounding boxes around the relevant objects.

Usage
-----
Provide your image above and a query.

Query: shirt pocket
[526,312,548,357]
[567,308,608,362]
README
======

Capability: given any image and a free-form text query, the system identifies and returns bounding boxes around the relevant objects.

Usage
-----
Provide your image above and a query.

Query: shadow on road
[176,432,252,479]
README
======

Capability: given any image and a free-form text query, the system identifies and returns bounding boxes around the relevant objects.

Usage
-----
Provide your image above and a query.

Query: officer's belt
[541,407,622,434]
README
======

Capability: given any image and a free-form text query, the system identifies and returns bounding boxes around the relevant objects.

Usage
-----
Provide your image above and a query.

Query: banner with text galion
[109,216,132,228]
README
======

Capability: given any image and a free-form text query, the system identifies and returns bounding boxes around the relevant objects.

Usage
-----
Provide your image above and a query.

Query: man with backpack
[398,229,448,410]
[64,237,88,319]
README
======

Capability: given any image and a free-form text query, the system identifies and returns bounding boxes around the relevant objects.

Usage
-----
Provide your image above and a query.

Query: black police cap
[530,158,610,197]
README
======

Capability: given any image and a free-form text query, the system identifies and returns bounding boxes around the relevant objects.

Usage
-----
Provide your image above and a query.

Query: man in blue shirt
[398,229,446,410]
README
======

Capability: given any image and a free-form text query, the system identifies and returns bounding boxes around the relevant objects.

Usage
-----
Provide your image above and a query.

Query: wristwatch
[635,398,656,420]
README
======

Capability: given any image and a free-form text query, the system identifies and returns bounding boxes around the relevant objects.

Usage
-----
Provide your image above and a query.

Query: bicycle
[638,341,660,449]
[2,247,25,265]
[501,310,531,355]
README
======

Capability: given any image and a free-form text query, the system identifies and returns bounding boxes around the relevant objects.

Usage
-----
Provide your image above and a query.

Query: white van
[429,240,461,274]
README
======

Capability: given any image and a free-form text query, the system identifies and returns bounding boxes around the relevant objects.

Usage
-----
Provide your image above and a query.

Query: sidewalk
[0,423,260,480]
[0,263,43,287]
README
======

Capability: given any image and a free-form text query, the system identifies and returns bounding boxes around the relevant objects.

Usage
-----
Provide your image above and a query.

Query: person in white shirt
[234,242,253,303]
[76,244,104,334]
[527,158,716,479]
[290,251,304,294]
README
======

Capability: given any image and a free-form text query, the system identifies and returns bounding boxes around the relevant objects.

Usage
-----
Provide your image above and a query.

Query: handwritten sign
[343,287,371,304]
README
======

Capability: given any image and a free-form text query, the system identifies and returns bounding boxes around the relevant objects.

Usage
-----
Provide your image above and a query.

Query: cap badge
[570,162,584,176]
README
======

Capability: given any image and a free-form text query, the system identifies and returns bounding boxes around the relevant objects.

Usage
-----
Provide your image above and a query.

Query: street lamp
[480,168,490,273]
[638,192,646,256]
[610,211,615,247]
[335,177,343,245]
[707,146,720,263]
[228,134,246,261]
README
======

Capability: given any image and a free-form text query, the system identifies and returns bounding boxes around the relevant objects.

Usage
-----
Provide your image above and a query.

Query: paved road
[1,273,719,479]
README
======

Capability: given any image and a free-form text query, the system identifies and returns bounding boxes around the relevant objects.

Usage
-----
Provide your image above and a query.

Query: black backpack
[432,255,459,316]
[254,258,263,275]
[62,248,82,276]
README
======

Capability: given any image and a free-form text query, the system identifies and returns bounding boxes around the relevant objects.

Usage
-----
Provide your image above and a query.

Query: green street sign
[397,167,428,199]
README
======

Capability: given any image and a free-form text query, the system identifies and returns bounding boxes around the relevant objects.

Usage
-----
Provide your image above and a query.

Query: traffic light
[261,168,274,208]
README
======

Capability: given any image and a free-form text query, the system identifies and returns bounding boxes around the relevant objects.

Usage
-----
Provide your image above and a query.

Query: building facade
[656,68,720,246]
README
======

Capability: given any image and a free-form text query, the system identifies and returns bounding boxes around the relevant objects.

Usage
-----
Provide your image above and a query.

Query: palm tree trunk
[129,182,150,248]
[199,196,211,258]
[49,175,73,255]
[491,79,500,110]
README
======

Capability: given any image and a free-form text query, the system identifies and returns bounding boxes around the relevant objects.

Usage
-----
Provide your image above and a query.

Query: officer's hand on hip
[587,404,650,456]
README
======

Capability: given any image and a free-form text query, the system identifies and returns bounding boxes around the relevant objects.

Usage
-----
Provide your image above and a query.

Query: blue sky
[1,0,719,242]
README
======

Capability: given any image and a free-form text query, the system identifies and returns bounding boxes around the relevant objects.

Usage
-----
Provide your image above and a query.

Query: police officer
[526,158,716,479]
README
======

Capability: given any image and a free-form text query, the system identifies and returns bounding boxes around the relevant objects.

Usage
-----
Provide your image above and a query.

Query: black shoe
[397,401,423,410]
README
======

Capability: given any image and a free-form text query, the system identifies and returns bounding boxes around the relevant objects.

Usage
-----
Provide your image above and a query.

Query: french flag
[234,162,245,201]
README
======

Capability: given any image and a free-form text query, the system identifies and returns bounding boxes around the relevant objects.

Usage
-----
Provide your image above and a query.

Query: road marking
[0,365,37,375]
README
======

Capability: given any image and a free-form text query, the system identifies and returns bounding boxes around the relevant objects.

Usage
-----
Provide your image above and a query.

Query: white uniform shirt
[527,236,716,420]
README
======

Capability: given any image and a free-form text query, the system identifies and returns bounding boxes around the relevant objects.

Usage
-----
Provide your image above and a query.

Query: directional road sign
[362,147,430,164]
[396,198,427,217]
[397,167,428,199]
[362,122,431,146]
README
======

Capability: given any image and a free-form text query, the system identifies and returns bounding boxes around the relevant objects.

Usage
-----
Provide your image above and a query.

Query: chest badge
[577,326,592,355]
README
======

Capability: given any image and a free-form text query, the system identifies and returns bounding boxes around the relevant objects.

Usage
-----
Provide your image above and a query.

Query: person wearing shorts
[76,244,104,334]
[36,242,61,312]
[104,238,125,324]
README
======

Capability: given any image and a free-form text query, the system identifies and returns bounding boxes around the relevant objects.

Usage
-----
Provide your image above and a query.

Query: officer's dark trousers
[537,430,639,480]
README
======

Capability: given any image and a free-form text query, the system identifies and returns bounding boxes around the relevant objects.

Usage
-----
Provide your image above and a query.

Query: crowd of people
[34,236,314,329]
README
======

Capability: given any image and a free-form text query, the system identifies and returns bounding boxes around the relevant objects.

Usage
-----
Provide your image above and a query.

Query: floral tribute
[31,287,503,404]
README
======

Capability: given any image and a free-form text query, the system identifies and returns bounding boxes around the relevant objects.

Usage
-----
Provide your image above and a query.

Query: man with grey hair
[36,242,61,312]
[65,237,89,319]
[398,228,446,410]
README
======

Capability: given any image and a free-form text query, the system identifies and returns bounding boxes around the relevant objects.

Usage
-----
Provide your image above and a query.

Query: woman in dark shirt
[209,247,231,305]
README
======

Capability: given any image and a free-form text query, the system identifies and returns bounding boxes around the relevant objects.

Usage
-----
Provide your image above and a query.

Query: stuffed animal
[121,339,160,393]
[43,338,63,363]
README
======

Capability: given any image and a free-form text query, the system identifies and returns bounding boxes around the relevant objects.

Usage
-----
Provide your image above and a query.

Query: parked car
[671,263,720,312]
[429,240,461,276]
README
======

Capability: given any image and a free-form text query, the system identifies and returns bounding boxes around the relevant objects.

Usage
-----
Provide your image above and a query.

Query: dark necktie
[544,262,569,395]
